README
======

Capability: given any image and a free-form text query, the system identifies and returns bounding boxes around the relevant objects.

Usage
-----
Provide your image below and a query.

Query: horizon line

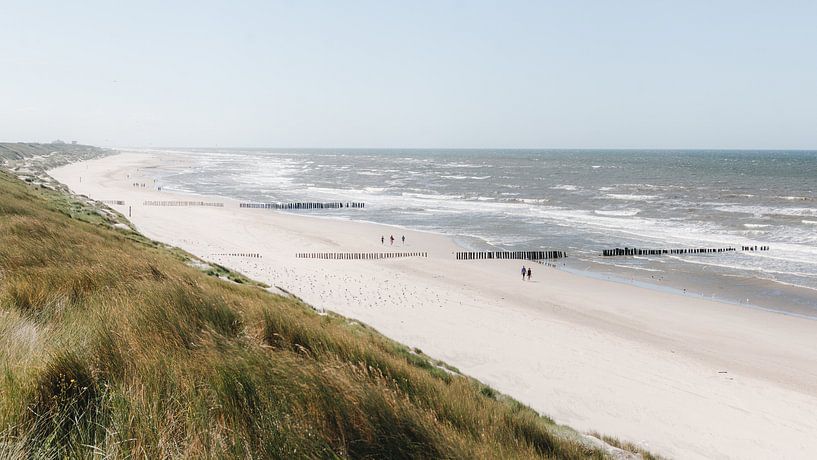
[110,146,817,152]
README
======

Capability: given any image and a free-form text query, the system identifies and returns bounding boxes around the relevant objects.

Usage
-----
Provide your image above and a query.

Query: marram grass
[0,170,644,459]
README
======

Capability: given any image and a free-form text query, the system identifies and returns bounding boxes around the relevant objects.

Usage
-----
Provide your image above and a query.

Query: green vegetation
[0,142,111,169]
[588,433,663,460]
[0,170,641,458]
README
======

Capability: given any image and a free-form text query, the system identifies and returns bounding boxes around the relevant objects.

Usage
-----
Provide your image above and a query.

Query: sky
[1,1,815,149]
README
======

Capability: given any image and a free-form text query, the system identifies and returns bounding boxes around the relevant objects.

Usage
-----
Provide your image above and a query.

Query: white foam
[439,162,485,168]
[605,193,659,201]
[401,192,465,201]
[715,205,817,218]
[595,261,663,272]
[594,209,640,217]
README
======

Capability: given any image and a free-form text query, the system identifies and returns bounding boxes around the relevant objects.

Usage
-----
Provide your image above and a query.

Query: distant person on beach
[390,235,394,245]
[521,265,527,281]
[381,236,384,244]
[402,235,405,244]
[527,267,532,281]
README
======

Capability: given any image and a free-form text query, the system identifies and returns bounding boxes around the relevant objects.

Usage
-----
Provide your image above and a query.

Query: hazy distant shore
[49,151,817,459]
[0,142,113,178]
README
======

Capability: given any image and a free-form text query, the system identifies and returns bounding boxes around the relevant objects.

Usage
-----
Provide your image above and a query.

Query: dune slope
[0,171,646,458]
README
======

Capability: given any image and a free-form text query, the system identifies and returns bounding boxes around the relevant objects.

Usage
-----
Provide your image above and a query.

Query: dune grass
[0,170,632,458]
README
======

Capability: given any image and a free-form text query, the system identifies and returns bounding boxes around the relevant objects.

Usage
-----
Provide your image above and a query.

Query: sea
[146,148,817,317]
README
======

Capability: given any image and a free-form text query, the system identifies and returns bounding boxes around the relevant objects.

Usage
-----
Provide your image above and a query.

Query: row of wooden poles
[240,202,365,209]
[741,245,769,251]
[224,246,773,261]
[297,252,427,260]
[100,200,125,205]
[602,246,769,256]
[143,201,224,207]
[455,251,566,260]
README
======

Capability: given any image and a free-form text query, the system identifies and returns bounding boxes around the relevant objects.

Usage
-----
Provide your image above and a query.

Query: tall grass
[0,170,628,458]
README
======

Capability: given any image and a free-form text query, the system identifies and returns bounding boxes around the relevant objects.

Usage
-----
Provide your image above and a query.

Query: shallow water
[146,148,817,316]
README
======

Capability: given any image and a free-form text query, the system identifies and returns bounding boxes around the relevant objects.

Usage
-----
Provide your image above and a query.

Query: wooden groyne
[143,200,224,207]
[241,202,365,210]
[100,200,125,205]
[454,251,567,261]
[211,253,262,258]
[296,252,426,260]
[602,246,769,256]
[741,246,769,251]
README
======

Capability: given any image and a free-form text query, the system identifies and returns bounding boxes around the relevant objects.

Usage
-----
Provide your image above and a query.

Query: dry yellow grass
[0,170,634,459]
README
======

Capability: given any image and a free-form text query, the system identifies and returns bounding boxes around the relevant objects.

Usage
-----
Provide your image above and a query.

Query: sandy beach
[50,152,817,459]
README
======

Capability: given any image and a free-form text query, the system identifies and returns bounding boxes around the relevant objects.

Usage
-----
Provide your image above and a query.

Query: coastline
[136,148,817,320]
[50,151,817,459]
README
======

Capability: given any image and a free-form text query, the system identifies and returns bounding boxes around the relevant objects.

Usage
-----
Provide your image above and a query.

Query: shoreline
[146,148,817,320]
[158,166,817,321]
[49,151,817,459]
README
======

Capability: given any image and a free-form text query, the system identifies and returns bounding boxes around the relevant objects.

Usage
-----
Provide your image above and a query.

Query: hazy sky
[1,1,815,149]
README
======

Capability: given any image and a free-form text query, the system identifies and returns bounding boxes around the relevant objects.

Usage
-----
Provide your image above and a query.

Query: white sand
[50,152,817,459]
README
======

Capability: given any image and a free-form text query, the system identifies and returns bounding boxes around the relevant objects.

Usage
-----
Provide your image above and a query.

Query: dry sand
[50,152,817,459]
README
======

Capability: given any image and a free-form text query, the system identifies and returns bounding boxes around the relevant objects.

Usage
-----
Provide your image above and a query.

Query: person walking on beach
[527,267,532,281]
[401,235,405,245]
[390,235,395,245]
[381,236,384,245]
[521,265,527,281]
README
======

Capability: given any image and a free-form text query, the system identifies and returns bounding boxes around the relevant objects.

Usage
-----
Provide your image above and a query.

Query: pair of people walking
[521,265,531,281]
[381,235,406,245]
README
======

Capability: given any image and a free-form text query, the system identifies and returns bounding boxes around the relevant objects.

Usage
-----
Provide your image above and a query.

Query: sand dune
[50,151,817,459]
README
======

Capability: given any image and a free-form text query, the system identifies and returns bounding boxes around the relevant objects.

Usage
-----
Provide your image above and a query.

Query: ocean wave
[595,261,663,272]
[723,193,756,199]
[440,175,491,180]
[401,192,465,201]
[604,193,659,201]
[667,255,817,279]
[439,162,486,168]
[550,184,579,191]
[715,205,817,218]
[594,209,640,217]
